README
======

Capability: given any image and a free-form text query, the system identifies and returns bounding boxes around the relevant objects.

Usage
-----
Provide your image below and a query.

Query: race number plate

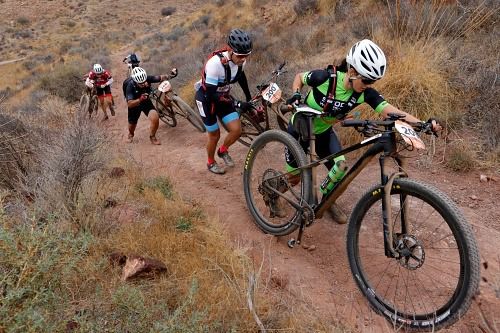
[395,120,426,150]
[262,82,282,103]
[158,80,172,93]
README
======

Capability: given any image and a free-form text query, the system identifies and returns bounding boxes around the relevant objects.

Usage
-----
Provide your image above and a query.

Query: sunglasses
[353,75,377,85]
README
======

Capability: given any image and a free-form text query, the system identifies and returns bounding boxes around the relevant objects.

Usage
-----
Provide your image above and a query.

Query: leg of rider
[325,128,347,224]
[147,109,160,144]
[105,86,115,116]
[221,117,241,150]
[127,105,141,142]
[207,129,221,164]
[128,123,136,140]
[285,120,309,186]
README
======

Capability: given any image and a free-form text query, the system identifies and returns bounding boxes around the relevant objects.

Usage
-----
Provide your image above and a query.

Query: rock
[307,245,317,252]
[470,195,478,200]
[480,174,488,183]
[121,255,167,280]
[109,167,125,178]
[109,252,127,267]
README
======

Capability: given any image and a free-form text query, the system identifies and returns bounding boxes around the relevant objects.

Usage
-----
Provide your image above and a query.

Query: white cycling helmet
[346,39,387,80]
[93,63,103,74]
[131,67,147,83]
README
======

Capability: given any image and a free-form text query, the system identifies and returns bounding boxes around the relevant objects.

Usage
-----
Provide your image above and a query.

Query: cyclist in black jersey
[125,66,177,145]
[283,39,442,223]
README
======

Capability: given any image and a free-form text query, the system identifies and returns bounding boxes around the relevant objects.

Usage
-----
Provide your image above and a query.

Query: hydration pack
[201,48,242,90]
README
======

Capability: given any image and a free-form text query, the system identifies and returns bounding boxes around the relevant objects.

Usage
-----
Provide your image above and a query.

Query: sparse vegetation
[0,0,498,331]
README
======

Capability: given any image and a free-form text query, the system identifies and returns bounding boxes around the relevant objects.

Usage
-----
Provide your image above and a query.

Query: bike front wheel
[90,95,99,118]
[79,94,90,116]
[238,112,265,147]
[154,96,177,127]
[243,130,313,236]
[171,95,206,133]
[347,178,480,331]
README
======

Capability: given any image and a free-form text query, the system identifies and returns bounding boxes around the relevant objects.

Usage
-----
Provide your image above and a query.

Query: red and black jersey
[88,70,112,86]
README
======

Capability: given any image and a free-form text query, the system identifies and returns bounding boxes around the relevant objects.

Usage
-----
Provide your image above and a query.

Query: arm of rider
[127,94,149,108]
[381,104,442,133]
[286,72,305,105]
[85,78,94,88]
[237,71,252,102]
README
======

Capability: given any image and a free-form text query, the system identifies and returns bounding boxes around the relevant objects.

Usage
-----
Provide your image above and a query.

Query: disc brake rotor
[395,234,425,270]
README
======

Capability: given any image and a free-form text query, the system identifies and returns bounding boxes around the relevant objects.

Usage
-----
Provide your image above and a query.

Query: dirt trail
[103,48,500,332]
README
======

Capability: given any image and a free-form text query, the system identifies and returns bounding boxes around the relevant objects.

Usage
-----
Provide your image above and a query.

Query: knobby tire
[346,178,480,331]
[171,95,206,133]
[243,130,312,236]
[238,112,265,147]
[154,96,177,127]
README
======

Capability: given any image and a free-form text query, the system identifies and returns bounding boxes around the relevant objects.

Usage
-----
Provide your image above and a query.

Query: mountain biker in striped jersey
[282,39,442,223]
[195,29,253,175]
[85,63,115,121]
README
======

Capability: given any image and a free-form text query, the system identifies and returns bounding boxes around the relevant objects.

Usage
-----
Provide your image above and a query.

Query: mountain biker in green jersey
[283,39,442,223]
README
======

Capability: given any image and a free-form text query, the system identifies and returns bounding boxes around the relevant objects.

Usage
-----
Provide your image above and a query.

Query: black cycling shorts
[195,88,239,132]
[128,100,155,124]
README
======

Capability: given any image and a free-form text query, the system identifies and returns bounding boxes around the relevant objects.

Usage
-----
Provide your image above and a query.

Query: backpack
[201,48,242,91]
[322,64,361,120]
[122,77,133,99]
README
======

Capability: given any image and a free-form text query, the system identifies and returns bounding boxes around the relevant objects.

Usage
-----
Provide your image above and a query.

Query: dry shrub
[0,108,31,190]
[38,63,83,103]
[376,41,453,122]
[20,96,110,220]
[445,139,478,172]
[293,0,319,16]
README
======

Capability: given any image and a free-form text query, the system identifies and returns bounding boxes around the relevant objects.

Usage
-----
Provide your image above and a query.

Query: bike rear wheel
[243,130,312,236]
[154,96,177,127]
[347,178,480,331]
[238,112,265,147]
[171,95,206,133]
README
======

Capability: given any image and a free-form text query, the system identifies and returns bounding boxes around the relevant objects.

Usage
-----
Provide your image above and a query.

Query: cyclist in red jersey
[85,64,115,121]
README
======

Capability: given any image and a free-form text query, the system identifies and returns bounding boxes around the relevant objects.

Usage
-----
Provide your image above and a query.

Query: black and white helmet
[227,29,252,55]
[131,67,147,83]
[346,39,387,80]
[93,63,104,74]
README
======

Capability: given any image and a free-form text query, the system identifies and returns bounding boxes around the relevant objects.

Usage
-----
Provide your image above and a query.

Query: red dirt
[106,50,500,333]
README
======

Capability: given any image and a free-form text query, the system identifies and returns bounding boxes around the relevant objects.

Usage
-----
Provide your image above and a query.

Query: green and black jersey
[301,69,389,134]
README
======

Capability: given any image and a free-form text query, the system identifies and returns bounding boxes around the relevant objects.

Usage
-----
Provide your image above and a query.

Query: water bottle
[320,156,348,195]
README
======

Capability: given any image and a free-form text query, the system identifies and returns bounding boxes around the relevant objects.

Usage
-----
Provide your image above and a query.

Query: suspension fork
[380,154,408,258]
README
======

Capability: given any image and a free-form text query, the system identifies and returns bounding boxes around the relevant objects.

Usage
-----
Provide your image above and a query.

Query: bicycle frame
[270,114,409,256]
[250,62,290,130]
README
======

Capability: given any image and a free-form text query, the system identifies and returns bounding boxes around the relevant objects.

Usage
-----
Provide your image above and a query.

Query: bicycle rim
[238,112,264,147]
[243,130,312,236]
[91,95,99,117]
[347,178,480,331]
[172,95,206,133]
[155,97,177,127]
[79,94,90,115]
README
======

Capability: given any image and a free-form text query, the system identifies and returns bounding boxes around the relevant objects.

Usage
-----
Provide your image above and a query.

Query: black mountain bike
[242,106,480,331]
